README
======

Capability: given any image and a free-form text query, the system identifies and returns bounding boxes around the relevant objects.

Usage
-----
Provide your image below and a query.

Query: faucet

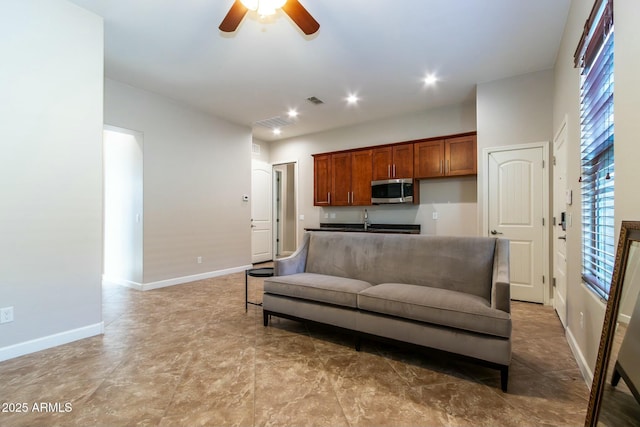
[364,209,370,231]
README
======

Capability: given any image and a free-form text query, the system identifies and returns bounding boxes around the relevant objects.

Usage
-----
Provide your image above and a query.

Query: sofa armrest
[491,238,511,313]
[274,232,311,276]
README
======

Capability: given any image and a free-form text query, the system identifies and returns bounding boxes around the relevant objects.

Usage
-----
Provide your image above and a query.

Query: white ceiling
[68,0,571,142]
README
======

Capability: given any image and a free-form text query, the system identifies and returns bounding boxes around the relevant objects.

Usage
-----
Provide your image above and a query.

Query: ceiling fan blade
[281,0,320,35]
[219,1,248,32]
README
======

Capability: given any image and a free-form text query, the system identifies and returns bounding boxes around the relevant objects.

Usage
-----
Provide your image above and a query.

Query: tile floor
[0,270,590,426]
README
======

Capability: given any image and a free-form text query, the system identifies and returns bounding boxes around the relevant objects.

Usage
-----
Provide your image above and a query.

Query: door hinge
[553,277,557,288]
[542,218,545,226]
[542,275,545,284]
[542,160,545,168]
[553,216,557,226]
[553,156,557,166]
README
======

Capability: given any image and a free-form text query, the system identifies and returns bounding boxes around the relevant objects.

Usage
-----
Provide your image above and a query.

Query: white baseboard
[0,322,104,363]
[566,326,593,389]
[102,275,143,290]
[103,265,252,291]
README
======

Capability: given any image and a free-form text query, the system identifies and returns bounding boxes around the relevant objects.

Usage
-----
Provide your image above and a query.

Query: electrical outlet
[432,212,439,220]
[197,256,203,264]
[0,307,14,324]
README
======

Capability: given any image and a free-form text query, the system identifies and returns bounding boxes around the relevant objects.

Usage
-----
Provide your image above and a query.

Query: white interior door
[251,160,272,264]
[488,147,546,303]
[553,123,569,326]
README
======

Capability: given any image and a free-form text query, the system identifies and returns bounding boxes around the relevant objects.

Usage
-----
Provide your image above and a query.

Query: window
[574,0,614,299]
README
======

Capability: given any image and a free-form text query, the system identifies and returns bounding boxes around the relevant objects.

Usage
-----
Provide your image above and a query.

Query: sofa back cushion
[305,232,496,302]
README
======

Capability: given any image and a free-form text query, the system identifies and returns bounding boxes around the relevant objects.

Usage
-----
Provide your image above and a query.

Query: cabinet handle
[393,164,396,177]
[347,192,351,204]
[446,160,450,174]
[328,192,331,204]
[388,165,391,178]
[440,160,443,174]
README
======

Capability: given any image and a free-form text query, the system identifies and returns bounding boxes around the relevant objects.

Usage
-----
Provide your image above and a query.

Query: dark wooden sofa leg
[500,366,509,392]
[263,311,269,327]
[355,335,362,352]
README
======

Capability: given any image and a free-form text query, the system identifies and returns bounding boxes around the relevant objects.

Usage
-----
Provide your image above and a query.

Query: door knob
[490,230,503,235]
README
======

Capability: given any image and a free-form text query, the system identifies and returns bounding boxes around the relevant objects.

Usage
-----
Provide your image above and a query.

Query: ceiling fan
[219,0,320,35]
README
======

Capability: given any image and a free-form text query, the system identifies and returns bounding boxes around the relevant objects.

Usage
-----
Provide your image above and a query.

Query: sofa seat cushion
[264,273,373,308]
[357,283,511,338]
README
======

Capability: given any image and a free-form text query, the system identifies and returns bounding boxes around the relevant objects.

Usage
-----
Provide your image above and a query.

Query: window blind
[576,0,614,299]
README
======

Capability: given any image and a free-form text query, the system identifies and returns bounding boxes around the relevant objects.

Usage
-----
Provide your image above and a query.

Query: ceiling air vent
[306,96,324,105]
[254,116,295,129]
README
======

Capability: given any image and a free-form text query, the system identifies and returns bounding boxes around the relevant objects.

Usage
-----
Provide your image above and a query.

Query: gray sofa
[262,231,512,391]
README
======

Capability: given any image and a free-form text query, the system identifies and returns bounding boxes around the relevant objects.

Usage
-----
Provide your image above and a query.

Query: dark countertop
[304,223,420,234]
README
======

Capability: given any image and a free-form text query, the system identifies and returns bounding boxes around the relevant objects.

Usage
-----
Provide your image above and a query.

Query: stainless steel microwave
[371,178,414,204]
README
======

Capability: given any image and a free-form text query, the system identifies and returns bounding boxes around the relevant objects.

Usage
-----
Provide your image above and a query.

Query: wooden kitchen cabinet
[350,149,373,205]
[313,154,331,205]
[314,149,373,206]
[313,132,476,206]
[414,135,476,178]
[446,135,477,176]
[414,139,445,178]
[372,143,413,180]
[331,152,351,206]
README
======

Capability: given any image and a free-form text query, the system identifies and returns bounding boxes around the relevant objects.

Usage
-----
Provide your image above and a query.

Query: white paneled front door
[488,146,546,303]
[251,160,273,264]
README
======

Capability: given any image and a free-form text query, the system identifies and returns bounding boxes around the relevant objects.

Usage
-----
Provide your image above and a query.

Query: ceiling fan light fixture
[240,0,286,16]
[221,0,319,35]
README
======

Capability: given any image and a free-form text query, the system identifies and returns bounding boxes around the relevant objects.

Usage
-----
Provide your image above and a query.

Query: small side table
[245,267,273,311]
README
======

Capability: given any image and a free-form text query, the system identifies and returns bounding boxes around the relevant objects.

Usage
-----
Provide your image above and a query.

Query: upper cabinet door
[331,152,352,206]
[414,140,445,178]
[392,143,414,178]
[313,154,331,206]
[414,136,476,179]
[350,149,373,205]
[446,135,477,176]
[372,144,413,179]
[372,147,393,180]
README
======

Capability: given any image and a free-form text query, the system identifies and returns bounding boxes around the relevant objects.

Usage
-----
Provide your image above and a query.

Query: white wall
[252,137,271,163]
[0,0,104,359]
[476,69,555,233]
[552,0,640,382]
[269,103,478,240]
[104,79,253,287]
[615,0,640,322]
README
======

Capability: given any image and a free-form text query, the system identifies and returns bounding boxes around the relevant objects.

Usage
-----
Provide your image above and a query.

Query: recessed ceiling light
[346,94,359,105]
[423,74,438,86]
[272,128,282,135]
[287,109,299,118]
